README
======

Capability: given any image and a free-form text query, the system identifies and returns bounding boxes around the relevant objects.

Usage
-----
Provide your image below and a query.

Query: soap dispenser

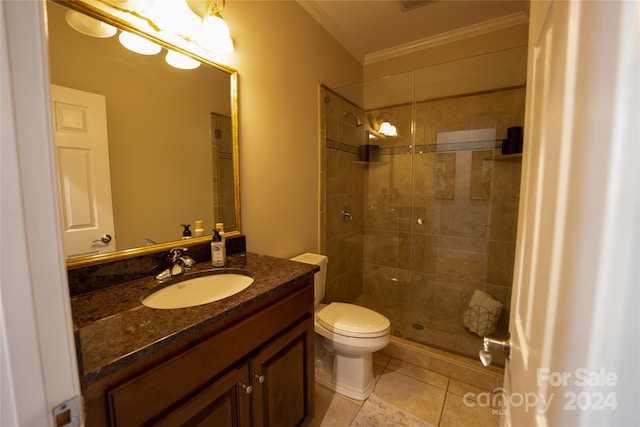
[215,222,226,260]
[211,229,225,267]
[181,224,192,239]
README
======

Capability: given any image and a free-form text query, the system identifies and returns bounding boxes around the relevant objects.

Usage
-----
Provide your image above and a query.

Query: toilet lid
[317,302,390,338]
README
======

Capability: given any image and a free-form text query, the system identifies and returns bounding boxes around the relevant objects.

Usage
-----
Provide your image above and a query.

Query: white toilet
[290,253,391,400]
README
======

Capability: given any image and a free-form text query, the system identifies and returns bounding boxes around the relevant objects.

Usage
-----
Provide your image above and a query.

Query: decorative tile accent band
[327,137,502,156]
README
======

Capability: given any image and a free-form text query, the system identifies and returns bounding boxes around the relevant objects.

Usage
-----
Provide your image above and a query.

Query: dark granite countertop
[71,252,318,386]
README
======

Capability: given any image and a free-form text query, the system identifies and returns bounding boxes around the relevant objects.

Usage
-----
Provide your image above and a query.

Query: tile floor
[308,352,504,427]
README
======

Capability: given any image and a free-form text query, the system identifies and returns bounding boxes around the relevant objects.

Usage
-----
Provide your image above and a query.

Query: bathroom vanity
[71,252,317,427]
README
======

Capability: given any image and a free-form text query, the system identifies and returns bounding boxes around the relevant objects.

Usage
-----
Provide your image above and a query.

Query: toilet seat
[317,302,390,338]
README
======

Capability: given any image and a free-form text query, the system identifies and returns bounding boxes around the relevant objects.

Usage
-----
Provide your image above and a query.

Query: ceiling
[296,0,529,64]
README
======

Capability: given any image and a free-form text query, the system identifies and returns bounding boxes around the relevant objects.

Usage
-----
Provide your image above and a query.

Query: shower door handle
[479,335,511,367]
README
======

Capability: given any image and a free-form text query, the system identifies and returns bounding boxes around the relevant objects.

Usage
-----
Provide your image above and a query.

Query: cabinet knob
[253,373,265,383]
[240,382,253,394]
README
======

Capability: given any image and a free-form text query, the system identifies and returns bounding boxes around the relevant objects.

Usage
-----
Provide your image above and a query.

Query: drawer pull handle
[253,373,265,383]
[240,382,253,394]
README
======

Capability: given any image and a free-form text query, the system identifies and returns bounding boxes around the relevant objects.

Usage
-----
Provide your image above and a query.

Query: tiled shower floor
[352,294,507,367]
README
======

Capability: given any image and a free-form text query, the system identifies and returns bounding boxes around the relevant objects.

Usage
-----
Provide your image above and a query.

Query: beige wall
[222,2,362,258]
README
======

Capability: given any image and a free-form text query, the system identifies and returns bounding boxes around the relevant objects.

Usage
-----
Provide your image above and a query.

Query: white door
[3,2,83,425]
[51,84,117,258]
[504,1,639,426]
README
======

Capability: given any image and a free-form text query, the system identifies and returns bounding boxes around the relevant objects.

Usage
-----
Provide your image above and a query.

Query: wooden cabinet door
[250,317,314,427]
[152,364,252,427]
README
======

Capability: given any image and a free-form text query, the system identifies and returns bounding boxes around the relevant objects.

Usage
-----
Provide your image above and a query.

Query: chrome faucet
[155,247,195,281]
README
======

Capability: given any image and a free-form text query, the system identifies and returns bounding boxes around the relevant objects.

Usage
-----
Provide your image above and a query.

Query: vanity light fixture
[369,113,398,138]
[118,30,162,55]
[194,0,234,53]
[102,0,154,13]
[65,1,235,57]
[64,10,117,38]
[143,0,201,36]
[165,50,201,69]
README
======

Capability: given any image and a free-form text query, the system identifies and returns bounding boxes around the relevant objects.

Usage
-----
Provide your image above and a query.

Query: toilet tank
[289,253,327,307]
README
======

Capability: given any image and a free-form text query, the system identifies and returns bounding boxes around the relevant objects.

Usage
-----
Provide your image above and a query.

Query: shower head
[345,111,363,127]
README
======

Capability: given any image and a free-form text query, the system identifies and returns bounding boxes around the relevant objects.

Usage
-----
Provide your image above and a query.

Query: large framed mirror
[45,0,240,268]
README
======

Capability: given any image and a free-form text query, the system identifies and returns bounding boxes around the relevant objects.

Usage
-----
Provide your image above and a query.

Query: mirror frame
[49,0,242,269]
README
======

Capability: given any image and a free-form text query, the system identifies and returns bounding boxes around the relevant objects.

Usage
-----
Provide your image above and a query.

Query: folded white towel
[462,290,504,336]
[469,289,503,313]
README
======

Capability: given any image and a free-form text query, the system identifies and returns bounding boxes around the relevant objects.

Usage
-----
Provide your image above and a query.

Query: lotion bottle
[211,229,225,267]
[194,220,204,237]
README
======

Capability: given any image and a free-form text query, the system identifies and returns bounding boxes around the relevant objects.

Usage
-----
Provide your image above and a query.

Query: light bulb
[118,31,161,55]
[378,121,398,137]
[165,50,201,69]
[195,15,234,53]
[145,0,201,36]
[65,11,117,38]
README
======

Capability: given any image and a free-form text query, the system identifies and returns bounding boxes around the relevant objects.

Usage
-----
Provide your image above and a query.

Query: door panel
[51,84,116,258]
[508,3,571,419]
[506,1,639,425]
[251,318,314,427]
[153,364,251,427]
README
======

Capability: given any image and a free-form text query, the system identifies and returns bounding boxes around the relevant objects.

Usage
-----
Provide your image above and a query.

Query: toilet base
[315,352,376,400]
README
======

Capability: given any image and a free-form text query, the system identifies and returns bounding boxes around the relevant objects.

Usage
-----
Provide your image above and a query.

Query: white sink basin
[142,271,254,309]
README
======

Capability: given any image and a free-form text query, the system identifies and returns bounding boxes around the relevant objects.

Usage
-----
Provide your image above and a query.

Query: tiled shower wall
[321,89,366,303]
[321,85,525,362]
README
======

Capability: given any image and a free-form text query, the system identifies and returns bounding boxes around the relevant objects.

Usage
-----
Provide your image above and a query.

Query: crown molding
[296,0,365,63]
[364,11,529,65]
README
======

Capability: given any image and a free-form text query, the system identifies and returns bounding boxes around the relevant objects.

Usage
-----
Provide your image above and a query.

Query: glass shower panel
[325,47,526,364]
[406,67,525,362]
[347,72,417,336]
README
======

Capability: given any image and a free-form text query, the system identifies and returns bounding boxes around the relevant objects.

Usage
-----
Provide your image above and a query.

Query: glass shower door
[326,47,526,364]
[404,65,525,362]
